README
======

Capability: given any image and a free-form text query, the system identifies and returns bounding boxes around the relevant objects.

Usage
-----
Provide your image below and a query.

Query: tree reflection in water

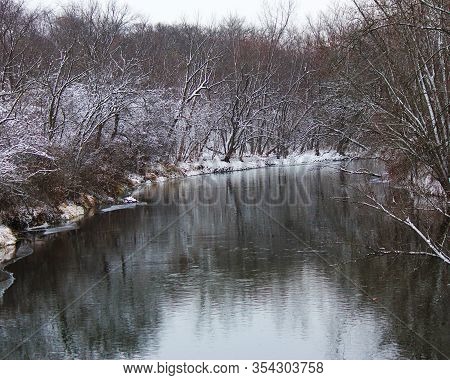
[0,163,448,359]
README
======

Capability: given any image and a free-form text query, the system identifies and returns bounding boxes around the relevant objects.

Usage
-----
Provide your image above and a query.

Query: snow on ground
[123,196,138,204]
[0,246,16,264]
[58,202,85,221]
[0,225,16,248]
[130,150,346,189]
[416,174,445,197]
[163,150,345,180]
[127,173,145,186]
[26,223,50,232]
[0,225,17,266]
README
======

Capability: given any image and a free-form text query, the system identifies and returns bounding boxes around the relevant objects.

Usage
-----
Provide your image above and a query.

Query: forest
[0,0,448,262]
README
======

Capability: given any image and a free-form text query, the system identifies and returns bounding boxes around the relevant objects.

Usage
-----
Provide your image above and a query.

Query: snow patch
[0,225,16,248]
[0,245,16,264]
[418,174,444,197]
[179,150,345,178]
[58,202,85,221]
[131,150,346,189]
[128,173,145,186]
[102,204,138,213]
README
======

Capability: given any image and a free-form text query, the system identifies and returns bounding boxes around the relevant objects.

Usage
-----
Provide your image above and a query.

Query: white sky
[28,0,351,25]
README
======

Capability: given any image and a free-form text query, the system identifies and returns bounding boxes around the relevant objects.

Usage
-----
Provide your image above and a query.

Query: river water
[0,163,449,359]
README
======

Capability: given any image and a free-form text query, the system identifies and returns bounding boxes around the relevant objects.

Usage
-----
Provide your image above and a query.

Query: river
[0,162,449,359]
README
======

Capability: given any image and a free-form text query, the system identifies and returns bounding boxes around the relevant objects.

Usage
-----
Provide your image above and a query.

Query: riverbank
[0,225,17,295]
[2,157,448,359]
[128,150,345,187]
[0,150,346,256]
[0,226,17,265]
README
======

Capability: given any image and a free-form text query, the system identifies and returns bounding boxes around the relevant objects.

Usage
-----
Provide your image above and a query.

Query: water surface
[0,163,449,359]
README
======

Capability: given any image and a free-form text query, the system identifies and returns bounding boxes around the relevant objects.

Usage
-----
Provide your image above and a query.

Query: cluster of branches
[0,0,448,262]
[322,0,449,263]
[0,1,316,198]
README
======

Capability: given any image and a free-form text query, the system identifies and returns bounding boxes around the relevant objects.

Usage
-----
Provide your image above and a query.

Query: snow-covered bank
[0,246,16,265]
[3,151,345,234]
[181,150,344,177]
[58,202,85,221]
[0,225,17,267]
[130,150,346,186]
[0,225,16,249]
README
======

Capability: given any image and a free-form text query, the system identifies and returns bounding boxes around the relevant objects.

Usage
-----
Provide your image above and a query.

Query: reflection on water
[0,163,449,359]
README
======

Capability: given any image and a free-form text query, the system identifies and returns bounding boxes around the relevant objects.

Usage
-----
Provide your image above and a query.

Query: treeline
[0,1,448,232]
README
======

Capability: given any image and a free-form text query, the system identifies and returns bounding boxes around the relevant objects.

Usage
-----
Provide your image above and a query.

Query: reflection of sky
[1,164,447,359]
[145,263,400,359]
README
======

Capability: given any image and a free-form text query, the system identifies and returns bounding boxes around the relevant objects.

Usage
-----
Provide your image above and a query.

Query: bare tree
[345,0,450,262]
[167,23,223,162]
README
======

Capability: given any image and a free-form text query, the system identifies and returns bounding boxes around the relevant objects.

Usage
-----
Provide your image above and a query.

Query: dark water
[0,163,449,359]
